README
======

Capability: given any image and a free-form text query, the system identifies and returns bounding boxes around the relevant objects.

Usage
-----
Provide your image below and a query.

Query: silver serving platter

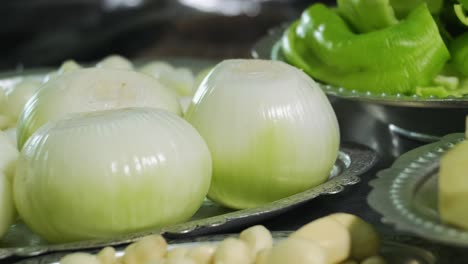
[367,133,468,246]
[0,62,377,259]
[12,231,436,264]
[251,26,468,140]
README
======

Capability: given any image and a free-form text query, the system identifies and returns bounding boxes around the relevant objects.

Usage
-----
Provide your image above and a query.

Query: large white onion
[14,107,212,243]
[17,68,181,149]
[185,59,340,209]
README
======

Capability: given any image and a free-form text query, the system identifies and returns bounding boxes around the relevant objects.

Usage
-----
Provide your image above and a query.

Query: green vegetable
[17,68,181,150]
[454,4,468,25]
[14,108,212,243]
[282,4,450,95]
[450,32,468,75]
[390,0,444,17]
[185,59,340,209]
[337,0,398,33]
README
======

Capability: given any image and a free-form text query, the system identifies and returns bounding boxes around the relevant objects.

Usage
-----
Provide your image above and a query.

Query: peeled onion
[185,59,340,209]
[14,107,212,243]
[17,68,181,149]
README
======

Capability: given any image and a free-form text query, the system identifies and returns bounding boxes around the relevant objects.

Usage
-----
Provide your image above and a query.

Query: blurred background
[0,0,333,71]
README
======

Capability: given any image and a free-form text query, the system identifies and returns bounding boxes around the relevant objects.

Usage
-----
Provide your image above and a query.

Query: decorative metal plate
[368,133,468,246]
[12,231,436,264]
[0,63,377,258]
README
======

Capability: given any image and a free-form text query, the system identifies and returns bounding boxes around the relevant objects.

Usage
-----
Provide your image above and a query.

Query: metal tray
[251,26,468,141]
[12,231,436,264]
[0,64,377,259]
[367,133,468,247]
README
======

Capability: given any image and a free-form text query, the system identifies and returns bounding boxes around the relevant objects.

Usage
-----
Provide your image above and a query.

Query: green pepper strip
[282,4,449,95]
[337,0,398,33]
[390,0,444,17]
[454,4,468,25]
[450,32,468,75]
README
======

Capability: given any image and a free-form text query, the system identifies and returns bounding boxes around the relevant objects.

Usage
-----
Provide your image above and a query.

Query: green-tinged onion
[3,78,42,124]
[0,130,19,181]
[17,68,181,150]
[0,89,10,130]
[3,127,17,148]
[139,62,195,97]
[14,107,212,243]
[185,59,340,209]
[0,172,15,239]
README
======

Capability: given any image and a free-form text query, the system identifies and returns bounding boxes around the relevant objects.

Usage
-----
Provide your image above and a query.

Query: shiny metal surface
[368,133,468,247]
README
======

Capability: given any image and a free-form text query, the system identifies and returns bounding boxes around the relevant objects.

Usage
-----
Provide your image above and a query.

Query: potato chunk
[330,213,380,260]
[266,238,328,264]
[290,216,351,263]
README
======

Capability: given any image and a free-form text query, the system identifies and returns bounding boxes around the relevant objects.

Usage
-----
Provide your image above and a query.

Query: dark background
[1,0,332,71]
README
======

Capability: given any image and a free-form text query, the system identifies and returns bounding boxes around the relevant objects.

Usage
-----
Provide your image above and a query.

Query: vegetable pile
[59,213,384,264]
[279,0,468,98]
[0,56,340,243]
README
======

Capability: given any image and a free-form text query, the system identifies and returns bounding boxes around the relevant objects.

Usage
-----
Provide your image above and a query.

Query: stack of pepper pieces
[280,0,468,98]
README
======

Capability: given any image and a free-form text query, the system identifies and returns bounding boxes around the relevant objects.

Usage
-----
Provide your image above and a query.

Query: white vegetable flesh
[14,108,212,243]
[17,68,181,149]
[185,59,340,209]
[140,62,195,97]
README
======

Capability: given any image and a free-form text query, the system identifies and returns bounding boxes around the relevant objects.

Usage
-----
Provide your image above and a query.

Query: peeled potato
[290,216,351,263]
[166,257,196,264]
[167,247,189,260]
[341,260,358,264]
[97,247,117,264]
[255,248,271,264]
[266,237,328,264]
[439,140,468,229]
[186,245,215,264]
[213,238,253,264]
[360,255,386,264]
[60,252,100,264]
[329,213,380,260]
[122,235,167,264]
[239,225,273,256]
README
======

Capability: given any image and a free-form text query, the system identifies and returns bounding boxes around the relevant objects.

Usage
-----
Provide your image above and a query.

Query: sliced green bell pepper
[390,0,444,17]
[337,0,398,33]
[282,3,450,95]
[450,32,468,75]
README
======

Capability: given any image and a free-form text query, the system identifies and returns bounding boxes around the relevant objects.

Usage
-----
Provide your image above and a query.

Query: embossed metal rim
[251,26,468,108]
[368,133,468,247]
